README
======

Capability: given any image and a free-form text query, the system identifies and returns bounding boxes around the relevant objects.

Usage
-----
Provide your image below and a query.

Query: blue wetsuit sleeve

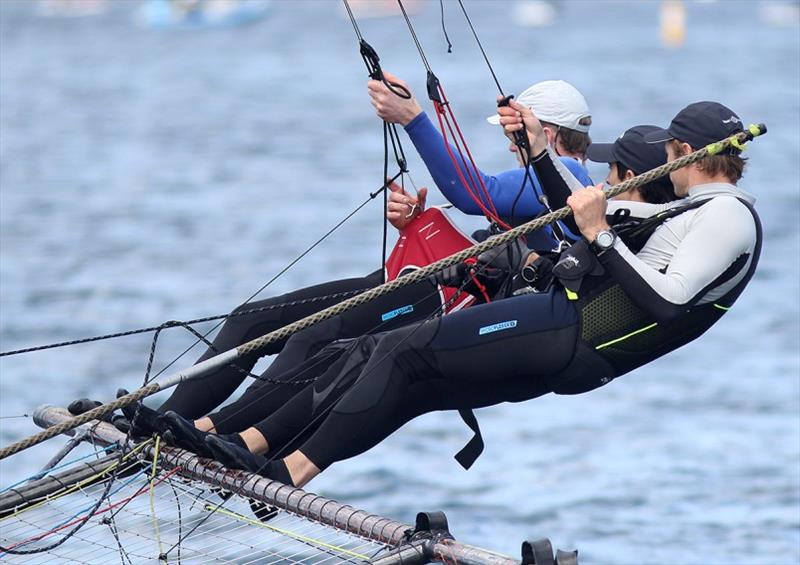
[405,111,552,218]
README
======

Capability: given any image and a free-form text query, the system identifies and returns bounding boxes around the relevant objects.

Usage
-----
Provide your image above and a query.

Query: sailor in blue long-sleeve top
[369,71,594,250]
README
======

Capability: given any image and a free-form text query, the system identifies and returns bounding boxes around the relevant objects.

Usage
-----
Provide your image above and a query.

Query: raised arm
[368,71,584,219]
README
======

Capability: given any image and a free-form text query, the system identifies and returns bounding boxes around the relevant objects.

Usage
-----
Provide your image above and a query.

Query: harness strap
[454,408,484,470]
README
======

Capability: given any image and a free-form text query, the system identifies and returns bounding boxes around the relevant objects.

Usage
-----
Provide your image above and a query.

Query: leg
[160,340,352,453]
[246,334,380,456]
[296,290,581,475]
[210,290,583,487]
[202,277,443,435]
[157,271,383,418]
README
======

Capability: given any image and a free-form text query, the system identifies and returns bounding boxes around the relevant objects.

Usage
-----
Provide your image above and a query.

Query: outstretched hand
[368,70,423,126]
[387,180,427,230]
[496,98,548,157]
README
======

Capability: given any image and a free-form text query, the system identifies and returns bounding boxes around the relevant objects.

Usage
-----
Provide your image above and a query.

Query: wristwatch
[590,229,616,255]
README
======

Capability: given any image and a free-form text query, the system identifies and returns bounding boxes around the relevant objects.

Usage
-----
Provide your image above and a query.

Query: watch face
[596,231,615,249]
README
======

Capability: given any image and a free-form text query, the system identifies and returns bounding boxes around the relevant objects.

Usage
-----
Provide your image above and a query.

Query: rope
[148,436,164,560]
[0,124,766,462]
[0,289,367,358]
[452,0,548,232]
[396,0,511,230]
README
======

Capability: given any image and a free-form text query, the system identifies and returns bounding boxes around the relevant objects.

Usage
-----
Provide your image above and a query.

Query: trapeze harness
[551,196,762,393]
[442,193,761,469]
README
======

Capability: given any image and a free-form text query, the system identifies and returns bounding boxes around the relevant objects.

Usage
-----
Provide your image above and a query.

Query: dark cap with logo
[643,101,744,149]
[586,125,668,173]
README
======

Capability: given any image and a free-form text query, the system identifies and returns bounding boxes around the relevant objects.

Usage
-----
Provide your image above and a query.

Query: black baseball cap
[644,101,744,149]
[587,125,668,173]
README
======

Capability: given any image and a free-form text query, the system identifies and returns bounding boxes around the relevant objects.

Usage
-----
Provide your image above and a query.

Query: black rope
[397,0,433,73]
[456,0,503,93]
[102,514,133,565]
[342,0,411,281]
[452,0,559,241]
[0,289,367,358]
[439,0,452,53]
[166,475,183,564]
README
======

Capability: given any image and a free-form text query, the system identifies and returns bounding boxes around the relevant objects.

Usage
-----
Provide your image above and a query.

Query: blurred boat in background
[139,0,271,30]
[36,0,108,18]
[512,0,561,28]
[340,0,425,20]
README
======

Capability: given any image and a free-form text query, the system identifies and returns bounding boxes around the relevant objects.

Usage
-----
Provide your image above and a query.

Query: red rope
[463,258,492,304]
[430,84,512,231]
[437,83,505,222]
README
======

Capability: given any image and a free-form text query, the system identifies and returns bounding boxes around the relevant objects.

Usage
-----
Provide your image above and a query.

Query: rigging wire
[454,0,568,242]
[439,0,452,53]
[395,0,510,230]
[342,0,412,279]
[0,289,368,358]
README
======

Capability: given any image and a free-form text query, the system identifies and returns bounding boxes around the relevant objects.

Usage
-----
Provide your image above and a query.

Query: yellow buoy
[661,0,686,48]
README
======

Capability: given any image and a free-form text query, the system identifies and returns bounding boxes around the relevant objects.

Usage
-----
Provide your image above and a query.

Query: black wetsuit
[243,157,762,473]
[159,271,442,420]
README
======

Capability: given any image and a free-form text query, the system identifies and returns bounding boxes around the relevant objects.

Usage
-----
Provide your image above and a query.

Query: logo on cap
[722,115,742,125]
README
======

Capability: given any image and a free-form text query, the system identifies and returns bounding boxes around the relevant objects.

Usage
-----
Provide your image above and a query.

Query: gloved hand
[430,262,469,288]
[67,396,131,432]
[475,236,531,276]
[430,237,532,301]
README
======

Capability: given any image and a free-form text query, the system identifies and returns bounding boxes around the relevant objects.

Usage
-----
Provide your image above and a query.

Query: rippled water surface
[1,1,799,563]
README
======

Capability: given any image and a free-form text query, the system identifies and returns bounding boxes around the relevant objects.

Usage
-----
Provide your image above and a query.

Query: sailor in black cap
[586,125,677,204]
[195,100,762,490]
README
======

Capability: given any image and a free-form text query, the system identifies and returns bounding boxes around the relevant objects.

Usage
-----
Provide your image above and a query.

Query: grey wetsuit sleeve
[597,197,757,322]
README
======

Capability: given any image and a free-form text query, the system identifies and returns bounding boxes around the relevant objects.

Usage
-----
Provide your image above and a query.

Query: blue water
[1,1,798,563]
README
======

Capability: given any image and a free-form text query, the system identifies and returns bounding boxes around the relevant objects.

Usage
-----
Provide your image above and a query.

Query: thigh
[336,278,443,338]
[430,290,579,385]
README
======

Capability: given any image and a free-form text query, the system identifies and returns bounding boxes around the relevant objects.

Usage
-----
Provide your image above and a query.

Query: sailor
[151,121,684,459]
[370,71,594,248]
[199,100,761,489]
[87,77,598,435]
[586,125,677,204]
[152,119,676,455]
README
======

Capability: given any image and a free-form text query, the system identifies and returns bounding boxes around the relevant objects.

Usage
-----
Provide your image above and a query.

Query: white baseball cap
[486,80,591,133]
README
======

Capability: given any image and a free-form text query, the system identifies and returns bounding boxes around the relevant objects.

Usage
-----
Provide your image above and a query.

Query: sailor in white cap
[486,79,592,163]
